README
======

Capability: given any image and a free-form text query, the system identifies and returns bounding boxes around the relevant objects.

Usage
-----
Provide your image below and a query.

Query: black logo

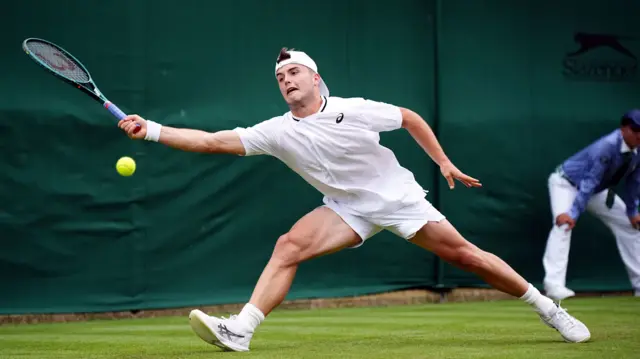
[336,113,344,123]
[567,33,636,59]
[563,32,638,82]
[217,324,245,341]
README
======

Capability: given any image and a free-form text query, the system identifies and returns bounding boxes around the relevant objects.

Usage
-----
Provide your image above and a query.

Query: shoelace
[551,307,577,329]
[220,314,238,321]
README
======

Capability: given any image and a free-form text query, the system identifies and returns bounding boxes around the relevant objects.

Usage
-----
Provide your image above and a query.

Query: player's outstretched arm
[400,107,481,189]
[400,108,449,166]
[118,115,246,155]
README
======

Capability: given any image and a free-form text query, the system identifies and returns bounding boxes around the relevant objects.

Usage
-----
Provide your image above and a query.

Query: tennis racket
[22,37,140,133]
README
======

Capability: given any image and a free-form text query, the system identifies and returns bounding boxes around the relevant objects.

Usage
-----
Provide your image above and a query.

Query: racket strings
[25,41,90,83]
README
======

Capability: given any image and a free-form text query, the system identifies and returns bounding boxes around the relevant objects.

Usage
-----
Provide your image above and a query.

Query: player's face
[276,65,318,105]
[622,126,640,148]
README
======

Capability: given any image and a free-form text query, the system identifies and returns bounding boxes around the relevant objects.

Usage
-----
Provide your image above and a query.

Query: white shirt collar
[620,139,637,154]
[291,96,327,122]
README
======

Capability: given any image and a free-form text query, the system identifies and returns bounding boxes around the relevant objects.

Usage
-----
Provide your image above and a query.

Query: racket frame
[22,37,130,122]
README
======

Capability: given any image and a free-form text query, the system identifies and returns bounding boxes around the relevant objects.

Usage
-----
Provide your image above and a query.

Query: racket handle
[104,101,126,119]
[105,101,141,133]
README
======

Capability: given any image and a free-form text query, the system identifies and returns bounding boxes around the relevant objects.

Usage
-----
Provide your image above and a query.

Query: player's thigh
[375,199,475,260]
[409,218,478,262]
[323,197,382,247]
[278,206,362,263]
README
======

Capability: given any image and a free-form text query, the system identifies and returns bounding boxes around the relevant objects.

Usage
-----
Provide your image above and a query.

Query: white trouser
[543,172,640,292]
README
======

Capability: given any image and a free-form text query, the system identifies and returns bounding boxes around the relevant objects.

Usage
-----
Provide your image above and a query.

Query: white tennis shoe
[189,309,253,352]
[539,304,591,343]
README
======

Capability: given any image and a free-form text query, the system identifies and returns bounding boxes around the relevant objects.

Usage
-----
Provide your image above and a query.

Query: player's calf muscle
[451,245,486,270]
[430,242,486,272]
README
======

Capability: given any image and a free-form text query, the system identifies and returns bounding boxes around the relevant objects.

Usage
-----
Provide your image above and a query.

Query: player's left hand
[629,214,640,230]
[440,162,482,189]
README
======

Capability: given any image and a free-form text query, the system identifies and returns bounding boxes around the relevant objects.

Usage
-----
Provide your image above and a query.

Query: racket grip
[105,101,141,133]
[104,101,126,120]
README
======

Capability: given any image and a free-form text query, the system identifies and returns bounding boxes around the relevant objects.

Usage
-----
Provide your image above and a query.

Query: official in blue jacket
[543,109,640,300]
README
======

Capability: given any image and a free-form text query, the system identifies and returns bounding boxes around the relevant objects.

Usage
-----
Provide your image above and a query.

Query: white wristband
[145,120,162,142]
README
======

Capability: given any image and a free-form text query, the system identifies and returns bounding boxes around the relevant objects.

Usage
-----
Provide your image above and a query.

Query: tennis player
[118,48,591,351]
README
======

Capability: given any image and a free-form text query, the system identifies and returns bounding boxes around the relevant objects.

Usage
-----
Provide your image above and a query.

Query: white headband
[275,50,330,97]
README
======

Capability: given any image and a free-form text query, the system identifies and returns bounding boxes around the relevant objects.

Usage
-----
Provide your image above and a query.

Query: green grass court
[1,297,638,359]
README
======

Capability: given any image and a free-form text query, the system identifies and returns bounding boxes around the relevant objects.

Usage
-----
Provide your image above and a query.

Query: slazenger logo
[562,32,638,82]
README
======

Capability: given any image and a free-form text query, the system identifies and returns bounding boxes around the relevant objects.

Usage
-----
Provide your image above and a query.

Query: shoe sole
[540,318,590,343]
[565,335,591,343]
[188,310,225,350]
[188,310,249,352]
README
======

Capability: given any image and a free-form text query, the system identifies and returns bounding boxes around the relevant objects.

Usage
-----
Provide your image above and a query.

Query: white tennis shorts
[323,197,446,246]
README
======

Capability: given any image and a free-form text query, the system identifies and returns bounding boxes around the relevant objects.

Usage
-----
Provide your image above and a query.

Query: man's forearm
[158,126,216,153]
[400,108,450,166]
[154,124,245,155]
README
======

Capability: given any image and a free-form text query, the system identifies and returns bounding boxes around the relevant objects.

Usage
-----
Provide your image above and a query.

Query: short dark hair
[276,47,292,64]
[621,115,640,132]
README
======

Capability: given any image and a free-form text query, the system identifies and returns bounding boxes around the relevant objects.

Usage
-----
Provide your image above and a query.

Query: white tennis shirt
[233,96,427,216]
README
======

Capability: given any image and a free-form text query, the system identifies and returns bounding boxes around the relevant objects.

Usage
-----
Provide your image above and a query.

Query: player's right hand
[555,213,576,231]
[118,115,147,140]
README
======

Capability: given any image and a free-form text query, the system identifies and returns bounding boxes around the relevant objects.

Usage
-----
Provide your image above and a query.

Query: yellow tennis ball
[116,156,136,176]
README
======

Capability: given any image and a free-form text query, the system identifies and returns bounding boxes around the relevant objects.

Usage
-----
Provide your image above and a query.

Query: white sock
[237,303,265,332]
[520,283,557,316]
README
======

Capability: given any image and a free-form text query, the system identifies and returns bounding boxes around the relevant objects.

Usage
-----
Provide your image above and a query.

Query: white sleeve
[358,99,403,132]
[233,117,282,156]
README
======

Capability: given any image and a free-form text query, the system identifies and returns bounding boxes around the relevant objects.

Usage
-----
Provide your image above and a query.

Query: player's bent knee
[271,232,307,267]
